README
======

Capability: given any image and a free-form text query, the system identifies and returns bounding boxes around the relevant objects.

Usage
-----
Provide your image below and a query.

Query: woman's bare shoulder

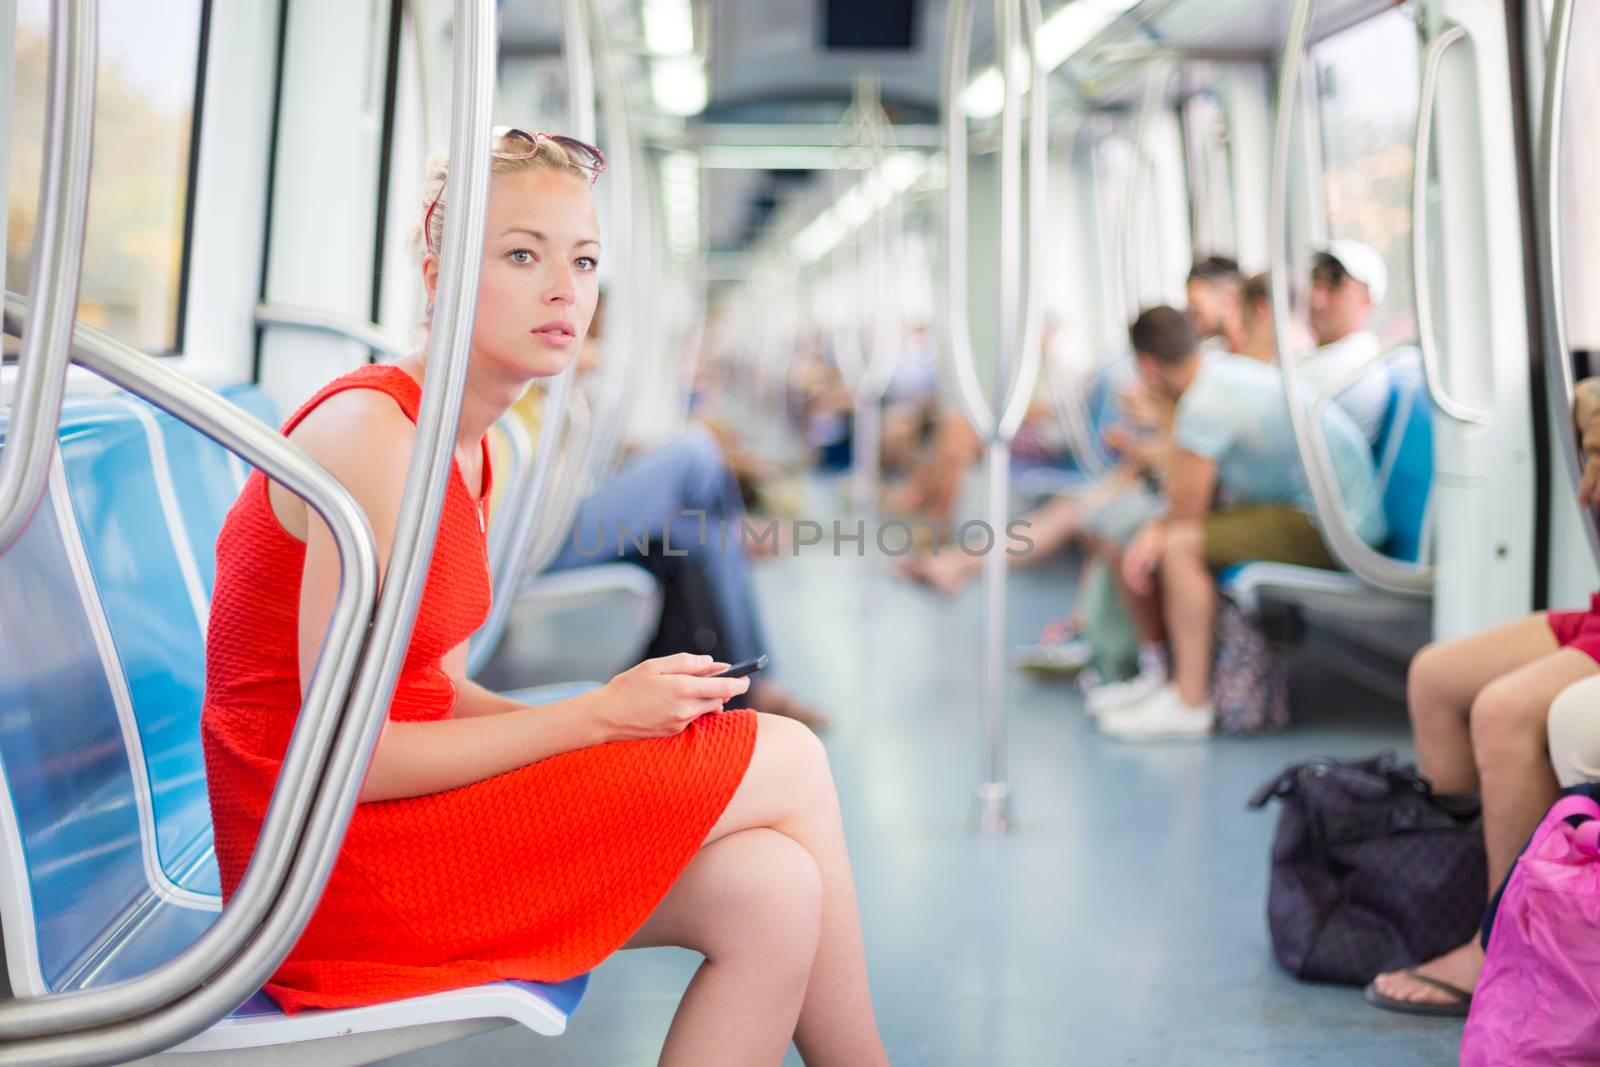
[289,387,416,474]
[269,386,417,541]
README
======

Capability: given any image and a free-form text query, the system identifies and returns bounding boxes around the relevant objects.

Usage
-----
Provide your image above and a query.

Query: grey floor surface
[382,488,1461,1066]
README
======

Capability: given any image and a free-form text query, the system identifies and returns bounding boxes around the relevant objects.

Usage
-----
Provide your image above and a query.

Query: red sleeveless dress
[202,365,757,1012]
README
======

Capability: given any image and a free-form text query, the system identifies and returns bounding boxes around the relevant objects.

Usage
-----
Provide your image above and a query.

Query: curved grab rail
[1116,59,1171,325]
[0,0,96,557]
[940,0,1047,443]
[940,0,996,438]
[1537,0,1600,565]
[0,2,498,1061]
[480,409,535,610]
[580,0,642,487]
[1269,0,1431,598]
[1411,24,1489,426]
[254,303,412,362]
[0,294,380,1054]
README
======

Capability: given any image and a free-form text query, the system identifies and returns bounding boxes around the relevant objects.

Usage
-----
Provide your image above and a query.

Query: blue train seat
[0,390,588,1061]
[1220,350,1433,620]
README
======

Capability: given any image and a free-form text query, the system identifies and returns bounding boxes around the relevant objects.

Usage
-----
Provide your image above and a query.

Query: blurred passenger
[896,382,1172,597]
[1096,307,1385,740]
[1186,255,1246,354]
[1302,241,1392,444]
[545,424,827,730]
[1238,273,1275,363]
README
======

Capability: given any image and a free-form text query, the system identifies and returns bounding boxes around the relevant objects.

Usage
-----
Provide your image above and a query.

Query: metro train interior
[4,0,1600,1064]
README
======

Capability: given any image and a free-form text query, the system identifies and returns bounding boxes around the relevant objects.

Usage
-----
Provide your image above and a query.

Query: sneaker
[1011,637,1092,676]
[1084,670,1166,718]
[1097,684,1215,742]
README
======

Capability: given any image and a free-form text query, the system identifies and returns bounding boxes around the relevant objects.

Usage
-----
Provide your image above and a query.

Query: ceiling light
[960,0,1142,120]
[788,152,930,264]
[651,55,708,116]
[641,0,694,56]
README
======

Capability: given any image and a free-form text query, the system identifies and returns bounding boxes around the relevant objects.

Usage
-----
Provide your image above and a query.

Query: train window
[1309,8,1421,343]
[1180,88,1236,261]
[5,0,208,354]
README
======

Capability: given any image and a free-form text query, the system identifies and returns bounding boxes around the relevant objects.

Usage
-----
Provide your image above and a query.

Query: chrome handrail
[476,409,535,665]
[941,0,1047,838]
[525,381,597,573]
[1537,0,1599,564]
[940,0,995,440]
[580,0,642,487]
[1269,0,1431,598]
[254,303,412,362]
[0,296,379,1058]
[0,0,96,556]
[1116,59,1171,325]
[0,2,497,1061]
[1411,24,1489,426]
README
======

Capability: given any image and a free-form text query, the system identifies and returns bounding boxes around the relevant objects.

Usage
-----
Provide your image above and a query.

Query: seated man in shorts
[1096,306,1386,740]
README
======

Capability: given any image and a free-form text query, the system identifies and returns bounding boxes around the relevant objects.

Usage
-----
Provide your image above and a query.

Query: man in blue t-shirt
[1097,306,1385,741]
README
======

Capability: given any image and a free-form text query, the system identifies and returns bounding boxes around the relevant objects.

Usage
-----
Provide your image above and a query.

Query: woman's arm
[287,393,747,802]
[361,691,607,800]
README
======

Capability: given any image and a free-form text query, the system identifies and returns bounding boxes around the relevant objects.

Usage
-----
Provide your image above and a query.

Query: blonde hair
[414,136,596,262]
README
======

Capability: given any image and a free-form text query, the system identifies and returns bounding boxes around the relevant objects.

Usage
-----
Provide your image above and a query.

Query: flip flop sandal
[1363,969,1473,1018]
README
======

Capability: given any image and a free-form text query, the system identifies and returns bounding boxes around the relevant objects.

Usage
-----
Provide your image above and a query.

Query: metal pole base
[972,781,1013,837]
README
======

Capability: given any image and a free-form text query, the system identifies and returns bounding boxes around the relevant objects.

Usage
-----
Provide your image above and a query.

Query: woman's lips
[532,324,575,347]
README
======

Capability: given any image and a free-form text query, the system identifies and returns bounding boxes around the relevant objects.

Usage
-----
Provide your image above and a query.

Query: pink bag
[1461,795,1600,1066]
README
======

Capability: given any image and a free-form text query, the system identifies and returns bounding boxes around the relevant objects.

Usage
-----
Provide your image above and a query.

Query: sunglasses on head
[422,128,606,251]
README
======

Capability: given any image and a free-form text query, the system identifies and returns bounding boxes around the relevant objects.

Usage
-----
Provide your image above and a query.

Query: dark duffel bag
[1248,751,1487,985]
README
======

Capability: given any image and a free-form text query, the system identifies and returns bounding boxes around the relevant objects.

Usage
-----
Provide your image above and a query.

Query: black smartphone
[716,654,769,679]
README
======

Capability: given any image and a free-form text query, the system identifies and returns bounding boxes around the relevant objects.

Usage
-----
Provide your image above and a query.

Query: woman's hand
[592,653,750,742]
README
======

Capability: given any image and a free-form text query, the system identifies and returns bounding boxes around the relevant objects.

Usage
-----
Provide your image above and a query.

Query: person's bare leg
[623,828,824,1066]
[1373,642,1594,1008]
[899,491,1087,595]
[920,413,982,525]
[1102,539,1164,644]
[1158,520,1215,706]
[1404,614,1561,794]
[700,713,889,1066]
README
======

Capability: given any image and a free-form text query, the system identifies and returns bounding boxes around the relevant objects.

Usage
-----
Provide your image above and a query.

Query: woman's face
[428,167,602,381]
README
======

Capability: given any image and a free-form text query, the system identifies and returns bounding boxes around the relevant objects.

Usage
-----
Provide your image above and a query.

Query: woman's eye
[575,256,598,272]
[508,249,534,265]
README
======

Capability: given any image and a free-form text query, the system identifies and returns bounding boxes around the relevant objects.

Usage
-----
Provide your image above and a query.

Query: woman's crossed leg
[624,713,888,1067]
[1372,615,1597,1009]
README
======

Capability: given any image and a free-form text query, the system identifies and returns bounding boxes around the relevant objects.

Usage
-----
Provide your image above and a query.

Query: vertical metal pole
[943,0,1045,836]
[0,0,95,555]
[1537,0,1600,565]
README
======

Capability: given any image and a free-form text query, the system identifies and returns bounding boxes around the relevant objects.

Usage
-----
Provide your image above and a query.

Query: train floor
[382,479,1462,1067]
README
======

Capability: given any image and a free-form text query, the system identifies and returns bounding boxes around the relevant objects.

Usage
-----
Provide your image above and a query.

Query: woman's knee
[696,829,823,971]
[1407,641,1458,723]
[1548,675,1600,788]
[1469,677,1548,762]
[754,712,836,807]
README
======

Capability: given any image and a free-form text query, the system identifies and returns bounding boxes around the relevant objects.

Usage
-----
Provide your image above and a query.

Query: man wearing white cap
[1300,239,1391,444]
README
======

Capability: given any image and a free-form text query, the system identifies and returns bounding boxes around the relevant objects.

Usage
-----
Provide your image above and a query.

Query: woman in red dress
[202,131,888,1067]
